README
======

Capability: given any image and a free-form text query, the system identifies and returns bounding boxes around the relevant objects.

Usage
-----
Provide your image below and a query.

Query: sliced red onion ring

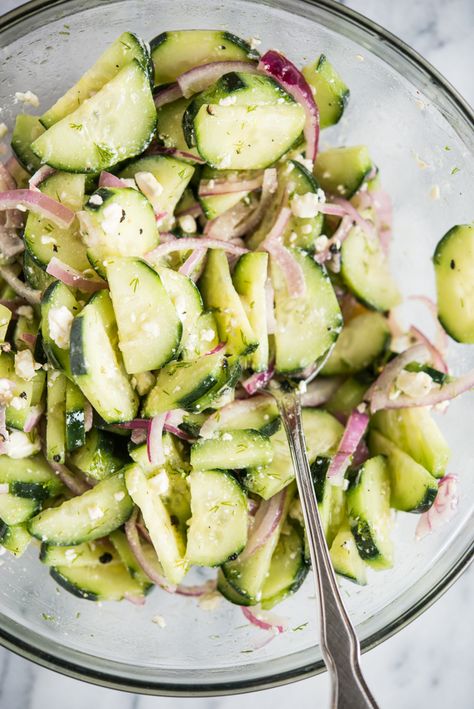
[146,145,206,165]
[164,409,195,442]
[204,200,257,241]
[327,410,369,485]
[199,174,263,197]
[178,61,259,98]
[124,592,146,606]
[125,509,177,592]
[153,82,183,108]
[364,344,430,414]
[248,498,259,516]
[314,215,353,265]
[145,238,247,263]
[416,474,459,540]
[98,171,127,189]
[178,248,207,281]
[241,605,288,634]
[147,413,166,465]
[199,394,273,438]
[238,489,286,562]
[46,257,107,292]
[324,198,376,239]
[20,332,37,348]
[48,460,90,495]
[242,365,275,396]
[300,377,342,407]
[115,418,151,431]
[409,325,448,374]
[131,429,147,444]
[28,165,56,191]
[0,266,41,305]
[260,206,291,248]
[84,402,93,433]
[373,369,474,411]
[352,438,370,468]
[0,189,75,228]
[175,579,218,597]
[409,295,448,355]
[206,342,226,356]
[258,50,319,161]
[260,207,306,298]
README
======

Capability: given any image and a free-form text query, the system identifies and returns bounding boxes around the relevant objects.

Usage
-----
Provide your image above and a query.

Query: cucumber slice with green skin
[0,494,39,525]
[0,454,63,499]
[0,522,31,557]
[119,155,195,218]
[198,166,251,220]
[70,291,138,424]
[0,351,46,432]
[129,432,190,476]
[188,355,241,413]
[40,539,121,567]
[143,350,226,416]
[233,252,269,372]
[187,78,306,170]
[41,281,81,375]
[51,560,145,602]
[433,224,474,343]
[329,522,368,585]
[23,251,54,291]
[106,257,182,374]
[157,267,204,355]
[46,369,66,464]
[150,30,258,85]
[326,376,367,419]
[24,172,90,273]
[81,188,158,279]
[125,463,187,584]
[260,521,309,609]
[321,312,390,376]
[28,471,133,545]
[302,55,350,130]
[186,469,248,567]
[0,303,11,342]
[272,248,342,373]
[311,456,346,547]
[191,429,273,470]
[314,146,373,198]
[200,249,258,356]
[346,456,393,570]
[245,409,343,499]
[65,380,86,452]
[217,569,250,605]
[371,408,449,479]
[340,226,401,312]
[11,114,45,173]
[155,97,202,162]
[32,60,156,173]
[14,313,39,353]
[40,32,152,129]
[180,310,219,360]
[368,430,439,512]
[109,529,154,589]
[201,396,279,437]
[70,429,128,481]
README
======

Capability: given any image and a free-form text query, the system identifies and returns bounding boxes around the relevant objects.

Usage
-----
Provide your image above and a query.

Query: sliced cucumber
[0,494,39,526]
[180,310,219,360]
[143,350,226,416]
[233,252,269,371]
[51,561,145,602]
[0,522,31,556]
[189,355,241,413]
[41,32,152,128]
[24,171,90,273]
[346,456,393,570]
[81,188,158,278]
[40,539,121,567]
[272,248,342,373]
[41,281,81,375]
[125,463,187,584]
[0,351,46,432]
[106,257,181,374]
[23,251,54,291]
[155,97,202,162]
[368,429,439,513]
[191,429,273,470]
[321,312,390,375]
[28,471,132,545]
[245,409,343,499]
[260,521,308,609]
[371,408,449,479]
[311,455,346,547]
[186,469,247,566]
[0,454,63,499]
[329,522,368,585]
[65,380,86,452]
[70,428,127,481]
[433,224,474,343]
[200,396,279,438]
[326,376,367,419]
[302,55,350,129]
[198,166,251,220]
[340,226,401,312]
[150,30,258,85]
[70,291,138,423]
[46,369,66,464]
[314,146,372,197]
[109,529,154,588]
[32,60,156,173]
[157,266,204,355]
[11,114,45,173]
[0,303,11,342]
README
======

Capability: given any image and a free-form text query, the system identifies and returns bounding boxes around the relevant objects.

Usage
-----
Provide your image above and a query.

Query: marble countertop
[0,1,473,708]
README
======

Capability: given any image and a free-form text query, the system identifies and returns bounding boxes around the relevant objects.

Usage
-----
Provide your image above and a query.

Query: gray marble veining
[0,1,473,708]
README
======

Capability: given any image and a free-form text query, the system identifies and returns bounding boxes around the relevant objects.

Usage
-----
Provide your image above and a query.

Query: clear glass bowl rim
[0,0,473,697]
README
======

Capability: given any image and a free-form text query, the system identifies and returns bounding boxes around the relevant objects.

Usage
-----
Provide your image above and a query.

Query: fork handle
[277,390,379,709]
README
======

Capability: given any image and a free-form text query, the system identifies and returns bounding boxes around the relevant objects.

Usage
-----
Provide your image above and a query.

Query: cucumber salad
[0,29,472,619]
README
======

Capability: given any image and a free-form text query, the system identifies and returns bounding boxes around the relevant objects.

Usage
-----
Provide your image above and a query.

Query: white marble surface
[0,1,473,707]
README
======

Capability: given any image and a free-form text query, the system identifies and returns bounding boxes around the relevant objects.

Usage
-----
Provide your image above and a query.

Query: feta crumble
[101,202,123,235]
[152,614,167,628]
[219,95,237,106]
[0,378,15,406]
[290,192,320,219]
[114,491,126,502]
[218,154,232,169]
[88,194,103,206]
[150,470,169,495]
[248,36,261,50]
[0,483,9,494]
[88,505,104,521]
[14,350,40,381]
[314,235,329,252]
[201,328,216,342]
[394,370,434,399]
[178,214,197,234]
[16,305,34,320]
[15,90,40,107]
[48,306,74,349]
[134,171,164,211]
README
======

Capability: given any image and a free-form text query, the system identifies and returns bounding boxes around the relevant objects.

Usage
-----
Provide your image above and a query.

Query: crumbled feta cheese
[301,224,313,235]
[16,305,34,320]
[64,549,77,562]
[414,153,429,170]
[355,54,365,62]
[134,171,164,211]
[198,591,222,610]
[221,432,233,441]
[133,371,155,396]
[415,98,426,111]
[152,614,166,628]
[293,155,314,172]
[6,428,40,459]
[88,505,104,521]
[356,402,368,414]
[430,185,440,200]
[289,231,298,244]
[218,154,232,169]
[201,328,216,342]
[219,95,237,106]
[114,491,126,502]
[120,178,138,189]
[0,123,8,140]
[0,483,9,494]
[314,235,329,252]
[15,90,40,107]
[391,335,413,354]
[40,235,57,246]
[101,202,123,235]
[10,396,27,410]
[248,36,261,50]
[178,214,197,233]
[298,380,307,394]
[48,306,74,349]
[14,350,40,381]
[290,192,320,219]
[150,471,169,495]
[88,194,103,206]
[16,204,27,212]
[0,378,15,405]
[394,370,434,399]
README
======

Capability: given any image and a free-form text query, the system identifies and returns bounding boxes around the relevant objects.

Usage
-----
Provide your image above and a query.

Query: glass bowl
[0,0,473,697]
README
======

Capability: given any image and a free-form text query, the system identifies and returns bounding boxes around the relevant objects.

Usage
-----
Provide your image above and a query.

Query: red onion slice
[364,344,430,414]
[178,61,259,98]
[28,165,56,191]
[241,605,288,634]
[323,198,376,239]
[409,295,448,355]
[409,325,448,374]
[23,404,43,433]
[327,410,369,485]
[48,460,90,496]
[242,365,275,396]
[145,237,247,262]
[373,369,474,412]
[178,248,207,281]
[0,266,41,305]
[199,174,263,197]
[300,377,342,407]
[206,342,226,356]
[175,579,218,597]
[146,145,206,165]
[258,50,319,162]
[314,215,353,265]
[125,509,177,592]
[260,207,306,298]
[416,474,459,540]
[124,592,146,606]
[98,171,127,189]
[0,189,75,229]
[46,257,108,292]
[154,82,183,108]
[147,414,166,465]
[239,489,286,562]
